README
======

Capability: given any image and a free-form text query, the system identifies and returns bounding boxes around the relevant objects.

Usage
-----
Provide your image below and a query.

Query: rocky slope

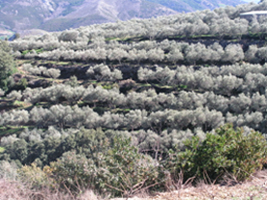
[0,0,176,32]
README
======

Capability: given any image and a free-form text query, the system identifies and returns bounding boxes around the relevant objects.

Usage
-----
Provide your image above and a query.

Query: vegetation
[166,124,267,183]
[1,0,267,199]
[0,40,16,89]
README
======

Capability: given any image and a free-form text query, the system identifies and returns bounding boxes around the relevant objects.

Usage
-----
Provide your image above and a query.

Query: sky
[243,0,260,2]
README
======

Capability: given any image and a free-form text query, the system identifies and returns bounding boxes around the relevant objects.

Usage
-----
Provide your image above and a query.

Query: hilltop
[0,0,249,33]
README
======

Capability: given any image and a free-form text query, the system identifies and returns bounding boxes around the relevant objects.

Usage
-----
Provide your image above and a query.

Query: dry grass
[0,179,29,200]
[149,170,267,200]
[0,178,101,200]
[2,170,267,200]
[79,190,99,200]
[111,170,267,200]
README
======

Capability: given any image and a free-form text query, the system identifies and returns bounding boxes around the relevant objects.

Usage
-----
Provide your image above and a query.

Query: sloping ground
[0,0,177,32]
[151,182,267,200]
[0,178,99,200]
[1,174,267,200]
[146,0,246,12]
[112,170,267,200]
[40,0,178,31]
[0,0,250,32]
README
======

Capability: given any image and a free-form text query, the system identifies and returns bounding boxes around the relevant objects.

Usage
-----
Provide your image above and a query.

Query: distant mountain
[39,0,177,31]
[0,0,251,32]
[146,0,247,12]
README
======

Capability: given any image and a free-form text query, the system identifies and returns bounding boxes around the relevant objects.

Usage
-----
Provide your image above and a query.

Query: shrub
[0,41,16,90]
[65,75,79,87]
[86,64,122,81]
[0,160,18,180]
[0,88,4,96]
[49,136,164,198]
[50,151,97,193]
[97,136,163,197]
[18,163,54,190]
[166,124,267,183]
[6,90,22,100]
[43,68,61,79]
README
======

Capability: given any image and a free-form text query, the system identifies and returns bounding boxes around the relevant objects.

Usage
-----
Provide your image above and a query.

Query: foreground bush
[166,124,267,183]
[18,163,55,190]
[49,152,97,193]
[97,137,163,197]
[50,136,163,198]
[3,124,267,198]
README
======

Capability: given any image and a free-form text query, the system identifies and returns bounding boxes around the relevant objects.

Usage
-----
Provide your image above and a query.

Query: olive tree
[0,41,16,89]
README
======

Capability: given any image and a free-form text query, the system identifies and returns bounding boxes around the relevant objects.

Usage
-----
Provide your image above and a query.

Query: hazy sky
[243,0,260,2]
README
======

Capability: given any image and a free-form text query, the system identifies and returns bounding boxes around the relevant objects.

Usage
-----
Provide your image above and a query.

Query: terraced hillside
[0,0,248,33]
[1,1,267,199]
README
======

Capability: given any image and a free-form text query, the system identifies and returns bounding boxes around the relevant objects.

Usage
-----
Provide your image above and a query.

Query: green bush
[50,151,97,192]
[166,124,267,183]
[97,136,164,197]
[49,136,164,198]
[0,41,16,90]
[18,163,54,190]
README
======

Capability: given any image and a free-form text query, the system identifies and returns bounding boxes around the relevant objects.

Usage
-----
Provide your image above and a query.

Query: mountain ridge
[0,0,251,33]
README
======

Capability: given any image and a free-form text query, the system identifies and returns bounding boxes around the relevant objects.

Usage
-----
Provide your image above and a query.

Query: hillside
[146,0,246,12]
[1,0,267,199]
[0,0,249,32]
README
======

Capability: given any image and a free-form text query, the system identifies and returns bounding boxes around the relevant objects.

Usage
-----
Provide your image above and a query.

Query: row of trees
[1,124,266,198]
[0,126,198,167]
[86,64,122,81]
[8,81,267,116]
[22,63,60,79]
[10,1,267,46]
[65,0,267,40]
[1,122,260,170]
[138,64,267,95]
[2,1,267,197]
[1,103,266,134]
[13,41,267,65]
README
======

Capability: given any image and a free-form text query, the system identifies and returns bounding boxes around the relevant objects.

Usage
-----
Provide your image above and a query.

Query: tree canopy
[0,41,15,89]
